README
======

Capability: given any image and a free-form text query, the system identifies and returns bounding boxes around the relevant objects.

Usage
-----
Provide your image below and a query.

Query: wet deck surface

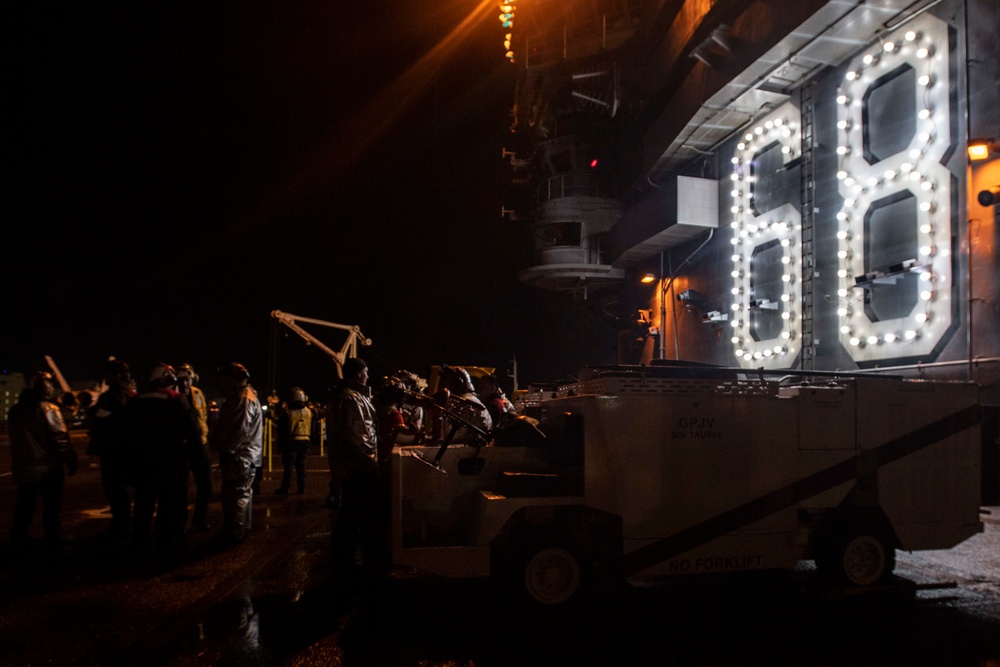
[2,433,1000,665]
[0,433,346,665]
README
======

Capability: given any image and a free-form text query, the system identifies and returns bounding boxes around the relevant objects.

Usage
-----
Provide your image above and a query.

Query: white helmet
[149,363,177,388]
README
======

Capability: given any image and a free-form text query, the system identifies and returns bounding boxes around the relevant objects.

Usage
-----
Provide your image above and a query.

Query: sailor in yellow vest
[176,363,212,530]
[275,387,316,495]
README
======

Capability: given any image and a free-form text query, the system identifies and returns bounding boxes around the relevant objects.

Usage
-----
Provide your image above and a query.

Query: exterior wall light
[968,138,994,161]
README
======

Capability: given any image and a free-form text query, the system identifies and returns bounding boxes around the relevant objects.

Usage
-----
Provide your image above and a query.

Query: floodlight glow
[968,139,993,161]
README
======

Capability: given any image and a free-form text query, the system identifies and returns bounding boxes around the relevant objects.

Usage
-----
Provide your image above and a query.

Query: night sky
[6,1,618,400]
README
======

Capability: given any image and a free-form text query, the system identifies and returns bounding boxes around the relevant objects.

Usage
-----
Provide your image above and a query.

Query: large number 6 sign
[729,103,802,368]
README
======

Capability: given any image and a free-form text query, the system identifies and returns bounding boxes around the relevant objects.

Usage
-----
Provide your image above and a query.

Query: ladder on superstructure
[799,82,817,370]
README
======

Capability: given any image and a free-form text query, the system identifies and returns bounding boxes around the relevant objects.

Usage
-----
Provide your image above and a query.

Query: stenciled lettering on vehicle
[668,554,764,573]
[671,414,723,440]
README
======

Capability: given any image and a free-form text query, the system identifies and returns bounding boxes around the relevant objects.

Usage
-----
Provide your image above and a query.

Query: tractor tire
[521,543,586,606]
[820,526,896,587]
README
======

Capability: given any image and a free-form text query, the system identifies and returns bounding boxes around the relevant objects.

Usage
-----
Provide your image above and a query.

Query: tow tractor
[390,362,983,606]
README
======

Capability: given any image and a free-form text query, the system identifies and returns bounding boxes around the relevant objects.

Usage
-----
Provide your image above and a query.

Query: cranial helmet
[290,387,307,403]
[377,376,406,404]
[27,371,56,391]
[441,366,475,394]
[176,363,199,383]
[104,359,131,383]
[218,362,250,381]
[149,363,177,388]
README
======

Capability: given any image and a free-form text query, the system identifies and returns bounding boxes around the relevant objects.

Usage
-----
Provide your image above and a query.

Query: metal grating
[524,376,779,399]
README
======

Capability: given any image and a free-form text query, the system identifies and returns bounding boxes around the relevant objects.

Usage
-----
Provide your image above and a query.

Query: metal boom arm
[271,310,372,374]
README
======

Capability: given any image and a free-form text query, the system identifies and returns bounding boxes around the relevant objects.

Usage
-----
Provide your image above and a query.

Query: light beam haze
[223,0,499,238]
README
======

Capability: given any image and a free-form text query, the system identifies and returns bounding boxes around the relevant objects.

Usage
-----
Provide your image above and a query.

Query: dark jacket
[86,384,135,457]
[121,387,202,484]
[8,389,77,484]
[328,383,378,473]
[210,385,263,466]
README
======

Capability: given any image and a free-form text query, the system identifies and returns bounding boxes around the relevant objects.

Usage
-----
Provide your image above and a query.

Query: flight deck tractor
[390,363,984,606]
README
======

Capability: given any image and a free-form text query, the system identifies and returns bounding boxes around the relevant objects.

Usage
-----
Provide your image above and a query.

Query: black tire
[520,543,586,606]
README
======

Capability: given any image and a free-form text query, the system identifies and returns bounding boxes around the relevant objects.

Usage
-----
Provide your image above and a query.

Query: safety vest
[190,386,210,444]
[288,406,312,441]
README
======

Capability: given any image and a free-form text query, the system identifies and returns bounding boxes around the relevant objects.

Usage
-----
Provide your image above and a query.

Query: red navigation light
[590,158,599,168]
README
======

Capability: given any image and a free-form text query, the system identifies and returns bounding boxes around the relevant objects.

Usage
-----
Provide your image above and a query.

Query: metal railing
[537,173,602,202]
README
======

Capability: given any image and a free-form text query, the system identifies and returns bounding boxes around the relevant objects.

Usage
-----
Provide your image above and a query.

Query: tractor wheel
[521,544,585,606]
[820,526,896,587]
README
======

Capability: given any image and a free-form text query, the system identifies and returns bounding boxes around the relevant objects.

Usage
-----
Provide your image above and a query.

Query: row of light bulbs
[729,115,802,362]
[728,19,950,362]
[500,4,516,60]
[834,25,946,349]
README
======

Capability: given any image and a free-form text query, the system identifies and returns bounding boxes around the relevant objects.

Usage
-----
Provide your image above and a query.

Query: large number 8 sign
[834,13,954,364]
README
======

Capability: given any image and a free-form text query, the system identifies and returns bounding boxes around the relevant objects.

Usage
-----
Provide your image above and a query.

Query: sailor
[275,387,316,495]
[175,363,212,531]
[210,362,263,546]
[8,371,78,550]
[436,366,492,445]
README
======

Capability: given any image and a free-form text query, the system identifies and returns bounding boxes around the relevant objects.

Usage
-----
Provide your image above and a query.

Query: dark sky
[6,1,618,399]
